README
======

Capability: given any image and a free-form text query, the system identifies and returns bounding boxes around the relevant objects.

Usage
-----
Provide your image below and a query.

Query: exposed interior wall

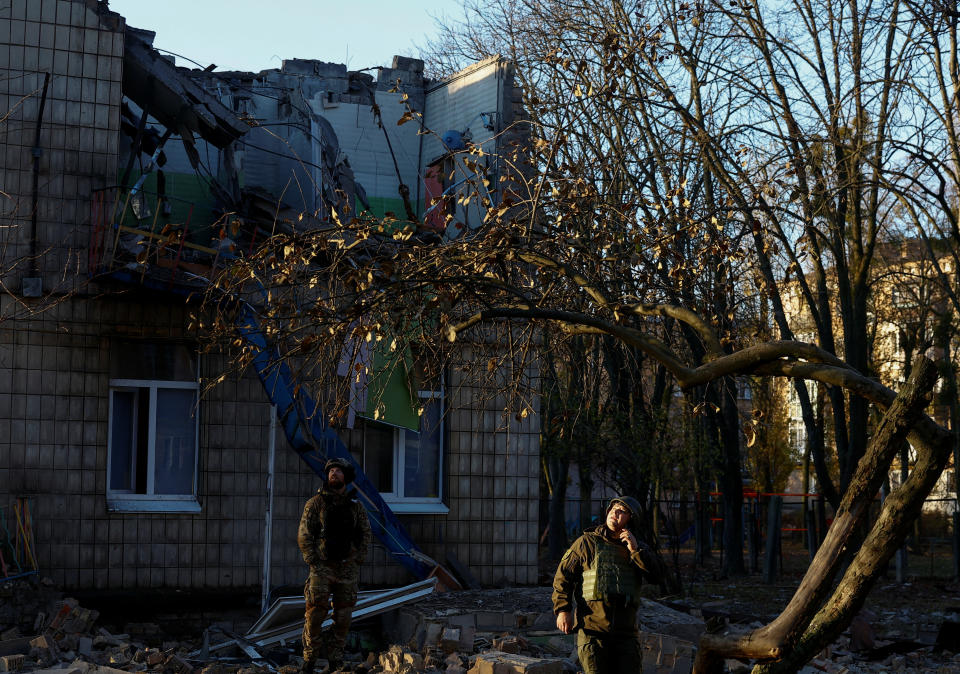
[197,57,425,223]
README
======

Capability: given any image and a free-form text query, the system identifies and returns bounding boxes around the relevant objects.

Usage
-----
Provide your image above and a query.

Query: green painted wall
[120,171,220,247]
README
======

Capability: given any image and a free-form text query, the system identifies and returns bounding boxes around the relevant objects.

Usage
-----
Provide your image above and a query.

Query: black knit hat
[324,457,356,484]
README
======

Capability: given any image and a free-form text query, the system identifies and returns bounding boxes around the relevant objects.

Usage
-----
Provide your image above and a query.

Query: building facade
[0,0,538,592]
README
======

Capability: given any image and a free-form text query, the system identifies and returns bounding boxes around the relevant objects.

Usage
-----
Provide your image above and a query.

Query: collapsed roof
[122,26,250,148]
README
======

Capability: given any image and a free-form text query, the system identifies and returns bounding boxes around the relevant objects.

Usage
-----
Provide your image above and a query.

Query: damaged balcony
[88,185,282,292]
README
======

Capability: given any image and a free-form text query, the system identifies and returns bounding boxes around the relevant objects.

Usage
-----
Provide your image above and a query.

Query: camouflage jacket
[298,486,371,567]
[552,524,662,636]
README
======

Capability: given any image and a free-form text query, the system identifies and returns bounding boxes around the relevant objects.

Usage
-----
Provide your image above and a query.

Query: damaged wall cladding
[0,0,539,593]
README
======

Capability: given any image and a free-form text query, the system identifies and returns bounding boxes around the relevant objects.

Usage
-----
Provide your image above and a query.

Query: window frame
[379,387,448,515]
[106,376,201,513]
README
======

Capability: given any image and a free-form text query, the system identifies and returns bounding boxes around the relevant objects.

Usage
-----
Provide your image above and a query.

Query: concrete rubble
[377,588,695,674]
[0,578,199,674]
[2,580,702,673]
[9,577,960,672]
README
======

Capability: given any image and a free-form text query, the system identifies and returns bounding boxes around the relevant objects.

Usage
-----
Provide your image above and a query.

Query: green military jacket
[552,524,662,636]
[298,486,372,567]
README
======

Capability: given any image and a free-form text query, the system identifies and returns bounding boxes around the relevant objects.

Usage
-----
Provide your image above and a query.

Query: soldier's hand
[556,611,574,634]
[619,529,638,553]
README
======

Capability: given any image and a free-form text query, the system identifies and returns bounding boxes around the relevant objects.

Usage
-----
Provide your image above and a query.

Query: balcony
[88,185,255,293]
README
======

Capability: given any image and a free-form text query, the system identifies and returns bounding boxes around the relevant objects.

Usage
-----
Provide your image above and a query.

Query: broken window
[106,341,201,513]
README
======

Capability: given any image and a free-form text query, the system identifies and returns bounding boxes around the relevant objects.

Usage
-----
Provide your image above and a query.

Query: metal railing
[89,186,224,290]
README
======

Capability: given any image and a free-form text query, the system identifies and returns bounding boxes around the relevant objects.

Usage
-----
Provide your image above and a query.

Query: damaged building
[0,0,538,597]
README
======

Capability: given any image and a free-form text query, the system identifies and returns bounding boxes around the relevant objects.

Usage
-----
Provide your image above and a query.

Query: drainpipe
[25,72,50,297]
[415,85,425,219]
[261,404,277,613]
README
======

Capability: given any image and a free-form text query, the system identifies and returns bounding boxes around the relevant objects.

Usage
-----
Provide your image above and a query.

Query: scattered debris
[206,578,439,657]
[466,650,563,673]
[638,599,707,644]
[0,577,208,674]
[8,573,960,673]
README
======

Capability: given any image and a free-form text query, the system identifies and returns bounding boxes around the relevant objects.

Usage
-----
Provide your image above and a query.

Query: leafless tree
[200,0,960,670]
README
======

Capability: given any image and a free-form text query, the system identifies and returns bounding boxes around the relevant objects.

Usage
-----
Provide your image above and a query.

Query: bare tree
[197,0,960,670]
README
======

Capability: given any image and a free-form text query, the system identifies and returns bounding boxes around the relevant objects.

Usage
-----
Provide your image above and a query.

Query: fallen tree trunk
[692,356,941,673]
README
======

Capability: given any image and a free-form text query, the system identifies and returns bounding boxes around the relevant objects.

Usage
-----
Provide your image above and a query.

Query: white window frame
[381,388,448,515]
[106,377,201,513]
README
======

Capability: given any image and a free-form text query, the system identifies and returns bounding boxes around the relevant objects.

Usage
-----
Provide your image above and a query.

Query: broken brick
[0,655,24,672]
[441,627,462,653]
[425,622,444,647]
[492,636,522,654]
[29,635,52,651]
[467,650,563,674]
[459,625,477,651]
[166,653,195,674]
[379,645,424,672]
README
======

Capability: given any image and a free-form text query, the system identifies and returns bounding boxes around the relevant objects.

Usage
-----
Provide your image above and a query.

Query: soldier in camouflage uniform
[552,496,663,674]
[298,457,372,673]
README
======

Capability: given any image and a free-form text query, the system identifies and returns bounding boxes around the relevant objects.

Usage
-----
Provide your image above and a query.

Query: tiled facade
[0,0,122,290]
[0,0,539,592]
[0,293,541,590]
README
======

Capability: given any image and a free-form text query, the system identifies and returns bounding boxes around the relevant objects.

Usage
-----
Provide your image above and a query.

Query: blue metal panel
[236,307,435,580]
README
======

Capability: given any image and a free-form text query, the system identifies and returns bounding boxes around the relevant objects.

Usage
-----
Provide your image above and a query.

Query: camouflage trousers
[577,630,642,674]
[302,561,360,664]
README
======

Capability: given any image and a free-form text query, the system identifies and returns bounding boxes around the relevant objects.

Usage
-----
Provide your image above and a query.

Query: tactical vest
[317,493,362,562]
[581,536,638,603]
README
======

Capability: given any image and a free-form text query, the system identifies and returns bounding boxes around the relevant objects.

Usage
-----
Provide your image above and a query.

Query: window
[106,342,200,513]
[349,387,447,514]
[891,287,913,308]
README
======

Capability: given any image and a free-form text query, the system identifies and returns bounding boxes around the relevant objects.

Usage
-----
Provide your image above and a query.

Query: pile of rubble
[0,580,197,674]
[1,577,700,674]
[371,588,698,673]
[17,572,960,673]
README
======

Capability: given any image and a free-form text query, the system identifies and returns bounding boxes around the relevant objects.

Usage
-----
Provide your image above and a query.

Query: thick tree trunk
[693,356,940,673]
[758,398,955,672]
[721,377,745,575]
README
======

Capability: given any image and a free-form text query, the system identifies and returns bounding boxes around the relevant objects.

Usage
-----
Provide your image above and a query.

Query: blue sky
[108,0,460,72]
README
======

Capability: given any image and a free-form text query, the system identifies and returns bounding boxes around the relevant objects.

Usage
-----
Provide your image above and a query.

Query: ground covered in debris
[686,574,960,672]
[4,556,960,674]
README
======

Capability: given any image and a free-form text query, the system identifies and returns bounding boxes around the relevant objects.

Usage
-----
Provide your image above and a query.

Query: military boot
[322,658,343,673]
[299,657,316,674]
